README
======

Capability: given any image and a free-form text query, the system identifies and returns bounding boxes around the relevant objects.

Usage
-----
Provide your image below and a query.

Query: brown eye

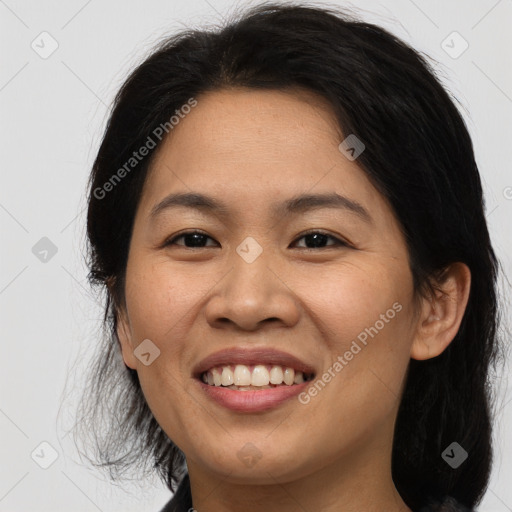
[165,231,218,248]
[291,230,349,249]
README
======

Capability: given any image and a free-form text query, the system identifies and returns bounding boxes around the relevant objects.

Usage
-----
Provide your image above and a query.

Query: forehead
[169,86,342,154]
[139,87,390,226]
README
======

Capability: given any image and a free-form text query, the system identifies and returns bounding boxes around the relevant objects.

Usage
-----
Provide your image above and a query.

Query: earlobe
[116,308,138,370]
[410,262,471,361]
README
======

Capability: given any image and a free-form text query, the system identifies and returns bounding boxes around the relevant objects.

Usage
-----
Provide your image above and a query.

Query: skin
[116,87,471,512]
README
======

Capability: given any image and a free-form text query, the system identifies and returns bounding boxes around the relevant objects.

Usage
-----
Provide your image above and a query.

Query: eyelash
[164,229,350,250]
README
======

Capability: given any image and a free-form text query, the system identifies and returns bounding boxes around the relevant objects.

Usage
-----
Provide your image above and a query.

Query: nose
[204,246,300,332]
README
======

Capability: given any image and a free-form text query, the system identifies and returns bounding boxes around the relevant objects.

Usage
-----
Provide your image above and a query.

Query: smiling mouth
[199,363,315,390]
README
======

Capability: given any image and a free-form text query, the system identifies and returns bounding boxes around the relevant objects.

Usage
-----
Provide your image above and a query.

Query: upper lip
[193,347,317,378]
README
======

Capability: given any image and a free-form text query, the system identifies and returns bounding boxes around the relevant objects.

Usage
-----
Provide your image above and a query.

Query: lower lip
[196,379,311,412]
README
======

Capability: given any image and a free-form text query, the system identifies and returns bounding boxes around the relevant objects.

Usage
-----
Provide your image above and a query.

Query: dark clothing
[159,473,474,512]
[159,474,192,512]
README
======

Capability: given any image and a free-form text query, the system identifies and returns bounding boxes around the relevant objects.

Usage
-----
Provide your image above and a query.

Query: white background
[1,0,511,511]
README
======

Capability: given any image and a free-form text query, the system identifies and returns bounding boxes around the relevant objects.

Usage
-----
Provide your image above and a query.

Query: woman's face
[117,87,423,485]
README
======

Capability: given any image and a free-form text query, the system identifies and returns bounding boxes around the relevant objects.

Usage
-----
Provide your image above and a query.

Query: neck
[186,434,412,512]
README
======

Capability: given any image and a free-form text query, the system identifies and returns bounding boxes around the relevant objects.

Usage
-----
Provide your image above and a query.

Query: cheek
[297,262,413,409]
[121,259,202,419]
[295,261,411,348]
[122,258,206,442]
[124,257,213,344]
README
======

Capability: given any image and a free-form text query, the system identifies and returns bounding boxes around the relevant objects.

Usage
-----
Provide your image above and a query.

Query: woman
[76,2,505,511]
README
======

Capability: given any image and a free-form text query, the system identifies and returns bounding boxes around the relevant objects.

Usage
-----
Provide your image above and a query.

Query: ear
[410,262,471,360]
[116,305,138,370]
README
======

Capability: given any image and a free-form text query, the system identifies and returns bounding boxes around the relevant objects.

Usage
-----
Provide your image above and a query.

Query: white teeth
[212,368,222,387]
[269,366,284,384]
[251,365,270,386]
[221,367,234,386]
[283,367,295,385]
[202,364,310,388]
[234,365,251,386]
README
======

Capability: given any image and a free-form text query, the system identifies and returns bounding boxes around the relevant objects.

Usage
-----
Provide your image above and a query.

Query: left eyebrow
[149,191,373,224]
[274,192,372,224]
